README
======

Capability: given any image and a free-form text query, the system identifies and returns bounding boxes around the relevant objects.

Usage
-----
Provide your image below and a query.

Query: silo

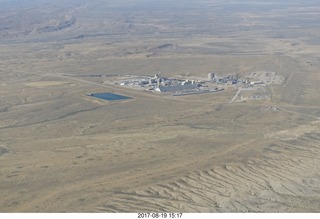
[208,72,215,81]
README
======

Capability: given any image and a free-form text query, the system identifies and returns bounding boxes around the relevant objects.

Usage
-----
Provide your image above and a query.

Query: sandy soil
[1,0,320,213]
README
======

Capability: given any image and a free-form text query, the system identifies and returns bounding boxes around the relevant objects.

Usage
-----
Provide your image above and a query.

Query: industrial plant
[113,71,279,98]
[114,73,225,96]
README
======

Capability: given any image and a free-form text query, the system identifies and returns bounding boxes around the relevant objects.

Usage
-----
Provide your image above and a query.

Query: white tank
[208,73,215,81]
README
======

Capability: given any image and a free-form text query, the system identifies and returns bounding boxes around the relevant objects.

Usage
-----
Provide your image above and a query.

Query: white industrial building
[155,83,198,92]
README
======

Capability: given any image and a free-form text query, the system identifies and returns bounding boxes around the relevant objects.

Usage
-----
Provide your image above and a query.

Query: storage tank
[208,72,215,81]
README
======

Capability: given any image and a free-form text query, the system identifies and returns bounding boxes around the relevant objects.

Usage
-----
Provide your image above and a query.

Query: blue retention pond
[89,93,132,101]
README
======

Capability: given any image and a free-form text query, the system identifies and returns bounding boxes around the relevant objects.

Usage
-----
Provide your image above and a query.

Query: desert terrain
[1,0,320,212]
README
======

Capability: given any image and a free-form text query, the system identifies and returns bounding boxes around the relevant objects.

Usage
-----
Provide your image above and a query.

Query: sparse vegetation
[0,0,320,213]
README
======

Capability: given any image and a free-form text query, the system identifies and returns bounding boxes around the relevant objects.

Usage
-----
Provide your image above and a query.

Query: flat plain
[1,0,320,212]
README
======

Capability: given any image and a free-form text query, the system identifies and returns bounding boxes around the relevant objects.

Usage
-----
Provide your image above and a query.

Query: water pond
[89,93,132,101]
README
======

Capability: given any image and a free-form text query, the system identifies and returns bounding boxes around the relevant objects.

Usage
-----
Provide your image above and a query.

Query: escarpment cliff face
[35,17,76,34]
[0,0,85,41]
[2,0,319,44]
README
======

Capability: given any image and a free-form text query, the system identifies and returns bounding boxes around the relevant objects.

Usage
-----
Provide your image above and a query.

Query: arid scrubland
[1,0,320,212]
